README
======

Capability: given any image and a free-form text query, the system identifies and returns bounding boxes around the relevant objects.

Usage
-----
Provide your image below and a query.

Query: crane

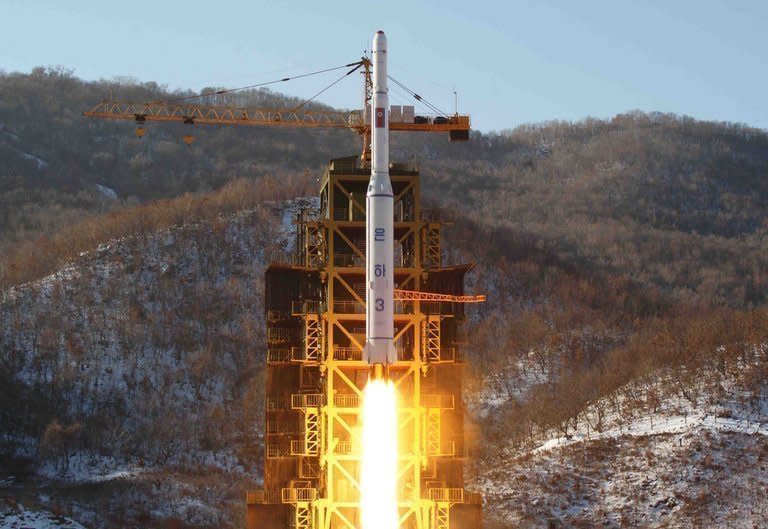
[83,57,470,161]
[83,54,483,307]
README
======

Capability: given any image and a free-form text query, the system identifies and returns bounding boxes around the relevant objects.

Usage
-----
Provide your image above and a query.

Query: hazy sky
[1,0,766,132]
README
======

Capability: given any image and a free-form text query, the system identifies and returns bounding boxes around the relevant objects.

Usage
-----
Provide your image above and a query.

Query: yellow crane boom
[83,100,470,134]
[83,57,470,158]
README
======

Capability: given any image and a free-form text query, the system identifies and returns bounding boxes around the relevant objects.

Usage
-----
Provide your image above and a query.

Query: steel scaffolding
[249,157,481,529]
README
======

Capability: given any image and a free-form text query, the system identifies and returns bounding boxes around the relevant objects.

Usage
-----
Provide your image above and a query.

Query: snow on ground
[20,152,48,169]
[35,454,145,483]
[532,410,768,455]
[0,126,49,168]
[0,125,20,141]
[480,427,768,528]
[94,184,117,199]
[470,355,550,416]
[475,354,768,528]
[1,199,311,528]
[0,501,86,529]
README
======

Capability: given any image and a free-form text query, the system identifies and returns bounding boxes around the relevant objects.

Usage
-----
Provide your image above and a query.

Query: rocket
[364,30,396,373]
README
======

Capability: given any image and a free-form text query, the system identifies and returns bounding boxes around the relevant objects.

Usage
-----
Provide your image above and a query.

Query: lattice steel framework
[250,158,481,529]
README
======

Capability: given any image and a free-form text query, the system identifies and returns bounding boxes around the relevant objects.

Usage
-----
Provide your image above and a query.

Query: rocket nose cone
[373,31,387,51]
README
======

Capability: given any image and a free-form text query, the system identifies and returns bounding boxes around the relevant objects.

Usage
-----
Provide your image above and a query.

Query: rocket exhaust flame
[361,379,398,529]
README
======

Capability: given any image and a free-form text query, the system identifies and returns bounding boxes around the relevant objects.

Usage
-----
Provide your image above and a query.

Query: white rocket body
[364,31,396,366]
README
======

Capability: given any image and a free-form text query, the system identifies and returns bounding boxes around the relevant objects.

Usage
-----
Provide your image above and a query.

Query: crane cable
[138,60,451,122]
[291,62,364,112]
[153,60,365,104]
[387,75,448,117]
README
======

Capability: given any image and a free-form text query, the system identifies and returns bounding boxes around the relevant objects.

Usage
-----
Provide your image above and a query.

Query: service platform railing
[333,440,355,455]
[333,346,363,361]
[246,489,282,504]
[428,488,464,503]
[267,309,291,322]
[333,394,360,408]
[267,347,294,363]
[422,394,455,409]
[333,300,365,314]
[267,327,300,344]
[290,440,307,456]
[266,443,292,458]
[290,346,320,363]
[266,397,291,411]
[291,393,325,409]
[281,488,318,504]
[292,300,322,315]
[290,392,362,410]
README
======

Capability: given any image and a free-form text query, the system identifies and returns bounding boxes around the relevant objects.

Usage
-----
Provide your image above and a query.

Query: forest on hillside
[0,67,353,253]
[1,179,767,528]
[2,68,767,308]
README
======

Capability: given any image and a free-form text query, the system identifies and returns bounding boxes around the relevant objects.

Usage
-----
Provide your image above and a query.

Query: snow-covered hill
[0,198,315,527]
[474,350,768,528]
[1,499,86,529]
[2,193,767,529]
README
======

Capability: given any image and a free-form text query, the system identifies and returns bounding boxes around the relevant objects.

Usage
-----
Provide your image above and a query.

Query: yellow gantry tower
[250,156,481,529]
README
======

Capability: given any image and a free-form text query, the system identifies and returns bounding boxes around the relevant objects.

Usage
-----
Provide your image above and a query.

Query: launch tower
[248,156,482,529]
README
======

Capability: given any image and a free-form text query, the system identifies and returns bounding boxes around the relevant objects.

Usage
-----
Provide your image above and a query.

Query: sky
[1,0,766,132]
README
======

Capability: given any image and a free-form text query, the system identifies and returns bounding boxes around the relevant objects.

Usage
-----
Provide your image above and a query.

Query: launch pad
[248,156,482,529]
